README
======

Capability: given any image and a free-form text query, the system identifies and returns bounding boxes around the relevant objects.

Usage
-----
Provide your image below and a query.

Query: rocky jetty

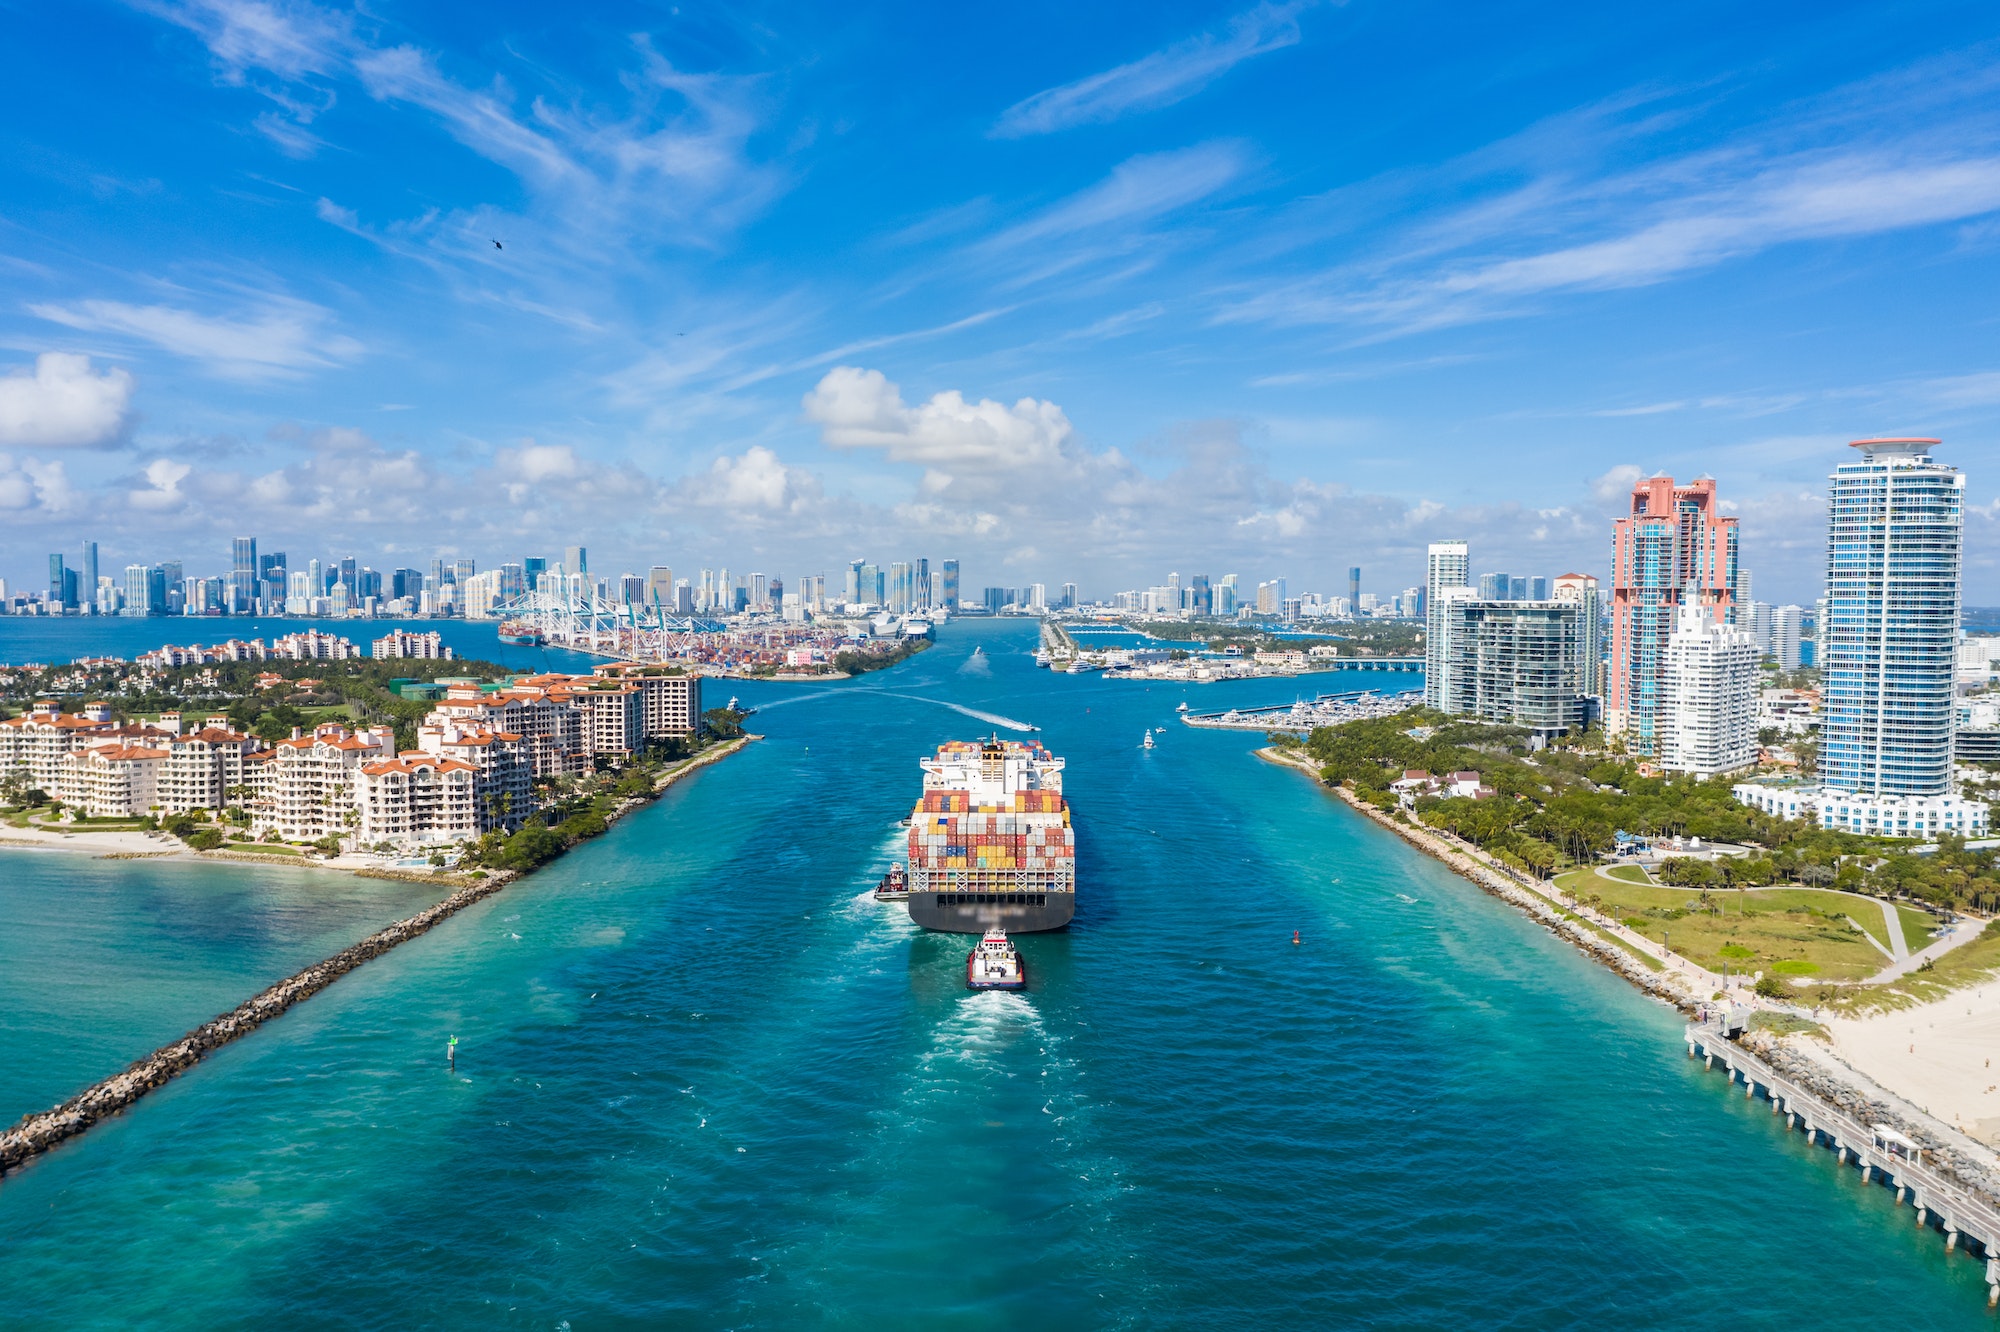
[0,869,517,1177]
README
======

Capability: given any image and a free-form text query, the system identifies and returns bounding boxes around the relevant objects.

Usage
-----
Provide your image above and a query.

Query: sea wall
[0,734,755,1180]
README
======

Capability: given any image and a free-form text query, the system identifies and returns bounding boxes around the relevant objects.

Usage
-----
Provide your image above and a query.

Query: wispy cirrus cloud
[993,3,1308,137]
[140,1,779,253]
[1219,70,2000,340]
[31,295,363,380]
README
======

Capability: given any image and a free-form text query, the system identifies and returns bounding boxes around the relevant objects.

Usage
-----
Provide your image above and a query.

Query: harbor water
[0,619,1989,1326]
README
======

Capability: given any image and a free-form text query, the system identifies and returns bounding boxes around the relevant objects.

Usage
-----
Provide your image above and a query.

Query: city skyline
[1,4,1998,598]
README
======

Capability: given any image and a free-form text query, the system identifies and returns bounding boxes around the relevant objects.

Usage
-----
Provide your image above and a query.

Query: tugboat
[873,864,909,901]
[965,928,1025,990]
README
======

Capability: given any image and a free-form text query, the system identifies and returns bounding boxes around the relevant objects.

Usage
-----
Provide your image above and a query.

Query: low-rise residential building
[415,723,532,831]
[590,664,702,740]
[247,723,394,841]
[0,702,118,792]
[1733,781,1989,839]
[356,754,480,847]
[58,744,167,816]
[372,630,453,660]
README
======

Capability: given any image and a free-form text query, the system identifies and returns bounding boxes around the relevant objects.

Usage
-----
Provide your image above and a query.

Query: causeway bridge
[1688,1020,2000,1304]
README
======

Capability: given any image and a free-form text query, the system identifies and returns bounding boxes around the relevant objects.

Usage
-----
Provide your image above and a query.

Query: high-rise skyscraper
[1348,567,1361,610]
[942,559,960,609]
[48,553,68,609]
[1661,602,1758,777]
[230,536,258,613]
[915,557,931,610]
[1606,474,1738,753]
[1772,605,1802,670]
[1424,541,1469,709]
[1477,572,1510,601]
[564,545,587,576]
[1735,439,1987,839]
[79,541,98,614]
[1820,439,1960,798]
[1551,573,1603,698]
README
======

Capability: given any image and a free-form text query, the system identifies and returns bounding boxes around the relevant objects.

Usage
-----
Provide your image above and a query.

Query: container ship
[904,737,1076,933]
[497,620,546,647]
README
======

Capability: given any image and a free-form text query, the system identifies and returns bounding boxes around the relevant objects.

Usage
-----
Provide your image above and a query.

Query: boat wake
[869,691,1037,732]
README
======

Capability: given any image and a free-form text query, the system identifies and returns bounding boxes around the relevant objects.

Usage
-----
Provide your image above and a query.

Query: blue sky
[1,0,1997,603]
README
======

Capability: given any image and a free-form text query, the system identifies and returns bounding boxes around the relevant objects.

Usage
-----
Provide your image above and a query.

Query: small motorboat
[966,928,1025,990]
[1142,731,1155,749]
[1176,701,1189,712]
[873,864,909,901]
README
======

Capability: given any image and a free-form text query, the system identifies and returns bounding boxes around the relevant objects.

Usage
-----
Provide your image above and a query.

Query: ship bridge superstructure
[907,737,1075,907]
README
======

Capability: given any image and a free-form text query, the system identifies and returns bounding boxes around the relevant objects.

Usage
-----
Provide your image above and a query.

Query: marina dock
[1687,1020,2000,1303]
[1180,688,1421,734]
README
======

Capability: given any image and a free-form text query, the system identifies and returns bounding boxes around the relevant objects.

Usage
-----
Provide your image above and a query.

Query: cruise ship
[904,737,1077,933]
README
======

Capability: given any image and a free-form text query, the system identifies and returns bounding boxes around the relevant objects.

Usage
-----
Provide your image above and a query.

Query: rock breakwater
[0,868,519,1177]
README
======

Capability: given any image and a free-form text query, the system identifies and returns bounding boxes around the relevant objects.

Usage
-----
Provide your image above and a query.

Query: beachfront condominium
[1606,475,1738,754]
[1822,439,1959,796]
[1735,439,1986,838]
[1424,541,1469,709]
[1434,598,1593,738]
[1661,599,1758,777]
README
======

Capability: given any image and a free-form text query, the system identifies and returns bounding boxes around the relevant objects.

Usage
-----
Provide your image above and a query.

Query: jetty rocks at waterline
[0,870,516,1177]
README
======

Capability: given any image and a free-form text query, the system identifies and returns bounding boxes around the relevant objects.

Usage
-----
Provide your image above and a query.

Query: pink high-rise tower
[1606,474,1739,754]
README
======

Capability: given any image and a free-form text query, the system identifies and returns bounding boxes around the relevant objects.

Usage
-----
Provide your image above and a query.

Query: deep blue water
[0,616,600,674]
[0,619,1989,1326]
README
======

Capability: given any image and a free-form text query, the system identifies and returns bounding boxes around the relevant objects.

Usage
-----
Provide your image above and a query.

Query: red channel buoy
[1292,930,1300,945]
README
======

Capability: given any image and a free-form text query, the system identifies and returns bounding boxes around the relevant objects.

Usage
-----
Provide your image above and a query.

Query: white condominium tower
[1424,540,1469,709]
[1821,439,1961,797]
[1661,600,1758,776]
[1736,438,1986,839]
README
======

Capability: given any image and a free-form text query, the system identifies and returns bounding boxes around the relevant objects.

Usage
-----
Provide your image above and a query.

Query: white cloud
[986,143,1248,250]
[0,353,135,448]
[693,446,817,511]
[0,455,75,512]
[804,367,1073,471]
[30,296,362,380]
[994,3,1305,137]
[130,458,194,510]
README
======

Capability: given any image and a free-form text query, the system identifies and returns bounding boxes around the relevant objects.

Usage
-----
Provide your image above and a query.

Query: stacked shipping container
[906,739,1075,896]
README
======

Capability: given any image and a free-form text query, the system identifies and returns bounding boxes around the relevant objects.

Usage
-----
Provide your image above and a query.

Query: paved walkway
[1863,914,1985,984]
[1882,899,1910,961]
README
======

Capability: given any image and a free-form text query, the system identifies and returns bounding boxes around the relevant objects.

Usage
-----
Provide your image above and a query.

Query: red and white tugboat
[966,928,1026,990]
[873,864,909,901]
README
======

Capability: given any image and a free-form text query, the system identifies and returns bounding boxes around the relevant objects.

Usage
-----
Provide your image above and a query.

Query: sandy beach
[1823,980,2000,1148]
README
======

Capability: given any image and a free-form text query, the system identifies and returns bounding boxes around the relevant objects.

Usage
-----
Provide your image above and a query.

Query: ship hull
[907,890,1074,933]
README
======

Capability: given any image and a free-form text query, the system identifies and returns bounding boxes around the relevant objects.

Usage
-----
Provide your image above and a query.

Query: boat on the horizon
[966,928,1025,990]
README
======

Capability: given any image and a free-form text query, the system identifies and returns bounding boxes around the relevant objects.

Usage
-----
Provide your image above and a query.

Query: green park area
[1553,867,1941,984]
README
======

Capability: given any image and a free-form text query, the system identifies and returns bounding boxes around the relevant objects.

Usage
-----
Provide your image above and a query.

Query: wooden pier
[1687,1021,2000,1303]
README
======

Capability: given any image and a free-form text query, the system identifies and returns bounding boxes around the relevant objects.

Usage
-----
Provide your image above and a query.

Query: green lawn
[1603,864,1653,884]
[224,841,300,856]
[1552,871,1927,983]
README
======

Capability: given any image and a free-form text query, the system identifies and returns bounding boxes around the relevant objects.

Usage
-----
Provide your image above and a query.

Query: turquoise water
[0,620,1990,1326]
[0,854,450,1123]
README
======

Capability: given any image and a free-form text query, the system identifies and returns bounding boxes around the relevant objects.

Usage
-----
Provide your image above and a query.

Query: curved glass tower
[1820,438,1963,796]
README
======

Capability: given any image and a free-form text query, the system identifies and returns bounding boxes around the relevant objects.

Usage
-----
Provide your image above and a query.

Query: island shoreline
[1256,743,2000,1216]
[0,734,755,1180]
